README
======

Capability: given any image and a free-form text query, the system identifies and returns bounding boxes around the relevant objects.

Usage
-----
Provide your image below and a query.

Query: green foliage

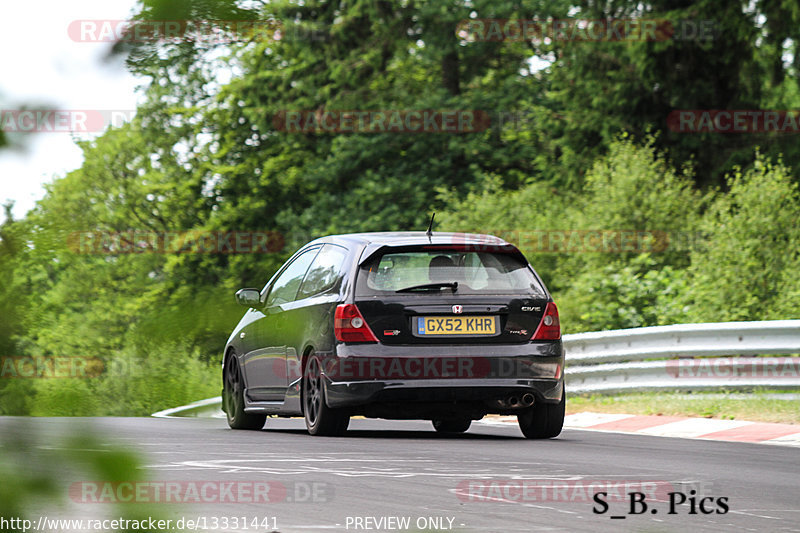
[573,133,709,277]
[0,422,167,531]
[0,203,23,355]
[24,343,219,417]
[534,0,800,186]
[580,134,704,239]
[687,155,800,321]
[557,254,692,332]
[93,342,220,417]
[0,423,60,527]
[0,380,34,416]
[30,379,100,417]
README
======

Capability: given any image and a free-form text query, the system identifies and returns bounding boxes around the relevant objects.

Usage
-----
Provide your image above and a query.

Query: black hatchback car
[222,232,565,438]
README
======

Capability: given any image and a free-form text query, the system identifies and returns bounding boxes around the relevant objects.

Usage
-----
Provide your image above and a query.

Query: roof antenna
[425,212,435,238]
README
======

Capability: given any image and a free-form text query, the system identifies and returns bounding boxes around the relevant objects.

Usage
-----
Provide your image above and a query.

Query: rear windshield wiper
[395,282,458,293]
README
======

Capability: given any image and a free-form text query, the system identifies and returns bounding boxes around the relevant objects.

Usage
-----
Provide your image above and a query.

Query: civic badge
[452,305,463,314]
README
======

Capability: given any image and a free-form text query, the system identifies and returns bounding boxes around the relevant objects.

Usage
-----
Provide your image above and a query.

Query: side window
[297,244,348,299]
[265,248,319,307]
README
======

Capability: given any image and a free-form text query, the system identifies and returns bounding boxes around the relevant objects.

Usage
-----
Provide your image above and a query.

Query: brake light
[334,304,378,343]
[532,302,561,340]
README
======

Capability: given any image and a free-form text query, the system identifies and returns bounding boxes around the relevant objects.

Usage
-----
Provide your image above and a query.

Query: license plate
[416,316,497,336]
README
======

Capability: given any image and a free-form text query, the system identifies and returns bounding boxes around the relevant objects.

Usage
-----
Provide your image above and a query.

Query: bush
[94,341,220,416]
[687,154,800,321]
[576,133,707,267]
[557,254,692,333]
[0,380,35,415]
[26,340,219,417]
[30,379,100,416]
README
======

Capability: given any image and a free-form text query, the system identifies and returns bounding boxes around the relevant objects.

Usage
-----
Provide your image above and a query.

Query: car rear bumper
[323,341,564,412]
[326,377,563,406]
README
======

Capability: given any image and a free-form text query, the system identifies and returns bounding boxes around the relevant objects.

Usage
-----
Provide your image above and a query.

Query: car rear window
[357,250,546,295]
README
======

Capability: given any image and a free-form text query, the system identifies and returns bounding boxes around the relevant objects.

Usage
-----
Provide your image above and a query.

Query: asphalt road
[2,416,799,533]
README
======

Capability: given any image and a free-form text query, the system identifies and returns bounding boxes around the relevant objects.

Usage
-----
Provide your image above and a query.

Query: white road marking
[476,416,517,425]
[728,510,782,520]
[146,456,570,478]
[563,412,636,427]
[762,432,800,447]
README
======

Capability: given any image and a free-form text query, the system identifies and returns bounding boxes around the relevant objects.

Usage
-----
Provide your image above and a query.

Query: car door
[243,247,320,401]
[282,244,350,387]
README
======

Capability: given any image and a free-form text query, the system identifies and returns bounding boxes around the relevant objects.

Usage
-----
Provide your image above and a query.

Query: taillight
[334,304,378,343]
[532,302,561,340]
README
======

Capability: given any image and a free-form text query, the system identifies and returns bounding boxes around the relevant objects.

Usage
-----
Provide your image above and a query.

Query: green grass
[567,391,800,425]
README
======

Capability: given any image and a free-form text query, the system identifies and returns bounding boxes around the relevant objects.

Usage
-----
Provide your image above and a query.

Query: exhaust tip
[521,393,535,406]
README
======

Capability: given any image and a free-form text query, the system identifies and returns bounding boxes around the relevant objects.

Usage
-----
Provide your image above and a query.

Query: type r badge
[452,305,463,314]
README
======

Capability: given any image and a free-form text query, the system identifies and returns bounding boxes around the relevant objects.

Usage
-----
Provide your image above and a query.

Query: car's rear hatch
[354,244,552,345]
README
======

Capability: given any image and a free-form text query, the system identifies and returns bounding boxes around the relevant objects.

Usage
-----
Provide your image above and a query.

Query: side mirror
[235,288,262,308]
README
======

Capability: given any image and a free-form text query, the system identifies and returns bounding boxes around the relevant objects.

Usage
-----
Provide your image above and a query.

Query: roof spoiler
[357,241,528,266]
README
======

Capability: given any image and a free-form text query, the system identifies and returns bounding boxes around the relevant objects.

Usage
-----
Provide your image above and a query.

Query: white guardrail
[151,397,223,418]
[564,320,800,394]
[154,320,800,416]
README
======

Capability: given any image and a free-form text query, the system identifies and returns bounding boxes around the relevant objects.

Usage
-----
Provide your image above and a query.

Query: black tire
[432,418,472,433]
[303,354,349,436]
[223,354,266,430]
[518,386,565,439]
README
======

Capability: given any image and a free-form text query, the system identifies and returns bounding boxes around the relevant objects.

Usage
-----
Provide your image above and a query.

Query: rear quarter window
[297,244,348,299]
